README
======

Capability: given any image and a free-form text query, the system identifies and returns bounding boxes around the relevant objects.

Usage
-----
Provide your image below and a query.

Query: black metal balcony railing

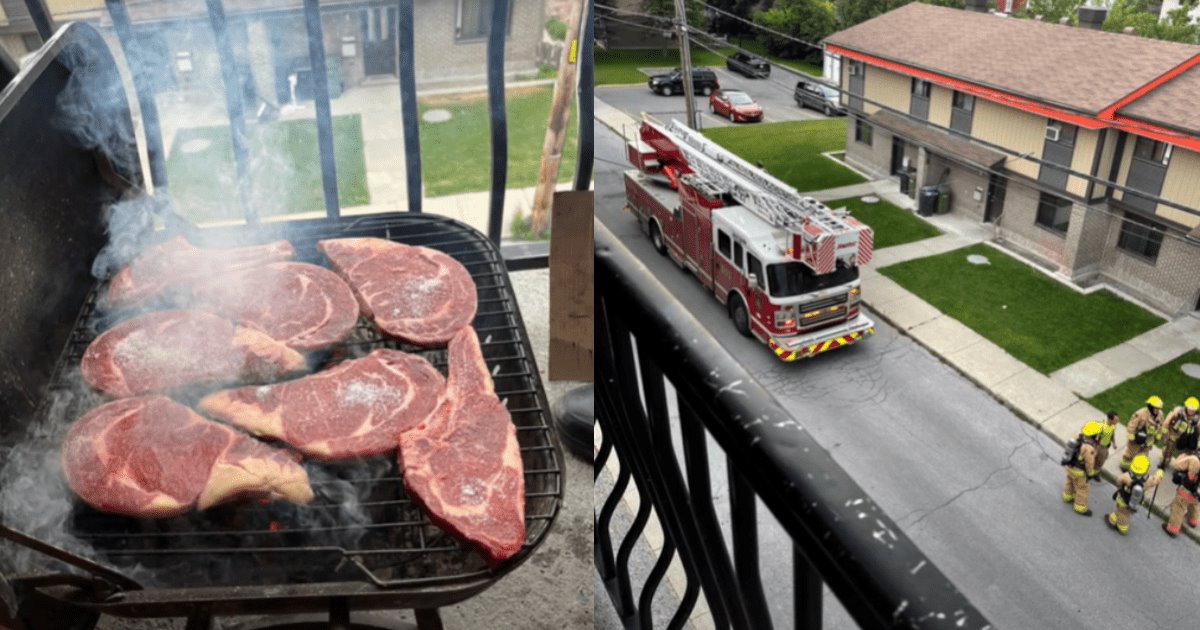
[595,221,992,630]
[17,0,593,248]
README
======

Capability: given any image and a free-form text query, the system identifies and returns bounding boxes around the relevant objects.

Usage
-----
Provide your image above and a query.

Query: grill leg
[414,608,443,630]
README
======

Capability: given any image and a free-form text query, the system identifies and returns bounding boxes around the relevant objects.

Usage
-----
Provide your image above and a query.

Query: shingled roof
[1119,64,1200,134]
[824,3,1200,115]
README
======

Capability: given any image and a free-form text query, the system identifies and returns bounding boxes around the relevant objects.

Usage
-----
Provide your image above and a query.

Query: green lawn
[595,45,822,85]
[166,115,369,223]
[825,196,940,250]
[702,119,865,192]
[418,87,577,197]
[878,244,1164,374]
[1088,351,1200,421]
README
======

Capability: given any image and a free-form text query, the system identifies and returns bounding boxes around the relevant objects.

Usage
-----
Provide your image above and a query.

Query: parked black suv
[648,68,720,96]
[793,79,845,116]
[726,52,770,78]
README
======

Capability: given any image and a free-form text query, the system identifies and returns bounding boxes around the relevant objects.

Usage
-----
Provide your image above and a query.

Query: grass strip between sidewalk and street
[1087,351,1200,421]
[418,86,577,197]
[167,114,369,224]
[825,196,940,250]
[878,243,1164,374]
[702,119,865,193]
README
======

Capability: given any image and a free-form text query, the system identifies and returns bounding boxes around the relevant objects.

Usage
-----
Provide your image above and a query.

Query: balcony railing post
[22,0,54,41]
[728,462,775,629]
[573,0,593,191]
[485,0,509,244]
[204,0,254,224]
[396,0,422,214]
[794,546,823,630]
[105,0,169,193]
[302,0,340,220]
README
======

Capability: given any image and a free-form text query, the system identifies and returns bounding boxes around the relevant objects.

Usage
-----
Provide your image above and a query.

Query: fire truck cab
[624,117,875,361]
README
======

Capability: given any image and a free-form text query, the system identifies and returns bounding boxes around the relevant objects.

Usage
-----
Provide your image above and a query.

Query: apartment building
[825,3,1200,316]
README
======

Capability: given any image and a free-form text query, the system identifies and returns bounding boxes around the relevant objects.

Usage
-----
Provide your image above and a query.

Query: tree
[1018,0,1085,23]
[753,0,838,59]
[645,0,707,28]
[1102,0,1199,42]
[708,0,762,35]
[834,0,965,29]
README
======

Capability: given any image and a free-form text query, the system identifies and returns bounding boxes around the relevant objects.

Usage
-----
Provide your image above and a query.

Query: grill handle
[0,522,142,593]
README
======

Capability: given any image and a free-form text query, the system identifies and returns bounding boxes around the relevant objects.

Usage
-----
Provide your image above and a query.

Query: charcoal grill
[0,21,562,629]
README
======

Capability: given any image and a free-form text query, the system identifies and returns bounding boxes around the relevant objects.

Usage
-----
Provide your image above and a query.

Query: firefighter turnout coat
[1166,453,1200,535]
[1122,407,1164,470]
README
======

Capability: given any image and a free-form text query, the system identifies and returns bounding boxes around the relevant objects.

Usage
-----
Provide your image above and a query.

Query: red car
[709,90,763,123]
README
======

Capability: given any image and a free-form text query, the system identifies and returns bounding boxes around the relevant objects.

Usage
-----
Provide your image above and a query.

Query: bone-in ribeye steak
[62,396,314,518]
[81,310,307,398]
[199,349,445,460]
[399,327,525,567]
[107,236,295,309]
[190,262,360,351]
[318,238,476,346]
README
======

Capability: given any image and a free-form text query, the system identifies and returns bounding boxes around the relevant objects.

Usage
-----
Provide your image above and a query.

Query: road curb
[863,296,1200,546]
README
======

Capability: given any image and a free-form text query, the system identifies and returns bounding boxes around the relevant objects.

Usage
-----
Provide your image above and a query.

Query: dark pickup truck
[726,52,770,78]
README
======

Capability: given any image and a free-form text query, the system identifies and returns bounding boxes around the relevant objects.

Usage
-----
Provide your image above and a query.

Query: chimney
[964,0,991,13]
[1077,6,1108,29]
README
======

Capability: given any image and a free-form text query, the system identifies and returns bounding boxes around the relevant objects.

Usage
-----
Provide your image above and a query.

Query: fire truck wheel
[649,221,666,255]
[729,295,751,337]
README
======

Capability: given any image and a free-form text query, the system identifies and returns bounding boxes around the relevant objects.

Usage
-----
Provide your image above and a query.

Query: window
[717,230,731,258]
[848,60,864,76]
[854,119,873,146]
[733,241,744,270]
[767,262,860,298]
[456,0,514,41]
[951,91,975,112]
[1035,192,1072,234]
[911,78,931,98]
[1117,212,1165,261]
[747,254,763,287]
[1133,137,1172,165]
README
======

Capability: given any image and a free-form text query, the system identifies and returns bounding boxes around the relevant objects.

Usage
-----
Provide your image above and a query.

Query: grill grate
[38,214,563,589]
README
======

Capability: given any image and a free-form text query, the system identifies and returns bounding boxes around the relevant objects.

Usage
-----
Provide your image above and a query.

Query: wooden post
[529,0,585,236]
[549,191,594,381]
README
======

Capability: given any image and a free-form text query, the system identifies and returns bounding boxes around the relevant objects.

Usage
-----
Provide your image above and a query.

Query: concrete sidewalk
[593,98,1200,554]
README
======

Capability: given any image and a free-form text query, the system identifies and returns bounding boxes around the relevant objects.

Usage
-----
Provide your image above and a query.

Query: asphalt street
[594,119,1200,629]
[596,64,830,131]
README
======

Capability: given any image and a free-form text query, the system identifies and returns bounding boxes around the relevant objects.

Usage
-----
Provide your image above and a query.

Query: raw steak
[62,396,314,518]
[199,350,445,460]
[107,236,295,309]
[81,310,307,398]
[190,262,360,351]
[399,327,524,567]
[318,238,476,346]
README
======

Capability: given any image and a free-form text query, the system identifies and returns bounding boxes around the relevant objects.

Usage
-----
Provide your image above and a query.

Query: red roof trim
[826,45,1107,129]
[1097,53,1200,121]
[1110,115,1200,153]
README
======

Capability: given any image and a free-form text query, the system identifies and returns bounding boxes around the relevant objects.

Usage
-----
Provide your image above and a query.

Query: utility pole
[673,0,698,129]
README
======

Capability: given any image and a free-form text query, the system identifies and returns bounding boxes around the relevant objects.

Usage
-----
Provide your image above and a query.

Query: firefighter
[1106,454,1162,535]
[1063,421,1101,516]
[1120,396,1164,471]
[1092,411,1120,479]
[1160,397,1200,467]
[1163,443,1200,538]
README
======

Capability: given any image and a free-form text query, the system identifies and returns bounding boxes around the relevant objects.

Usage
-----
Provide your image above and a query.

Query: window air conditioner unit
[849,64,860,76]
[1045,125,1061,142]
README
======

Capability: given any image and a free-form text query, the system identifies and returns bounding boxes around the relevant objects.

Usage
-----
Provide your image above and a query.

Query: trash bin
[918,185,939,217]
[936,185,952,214]
[898,171,910,197]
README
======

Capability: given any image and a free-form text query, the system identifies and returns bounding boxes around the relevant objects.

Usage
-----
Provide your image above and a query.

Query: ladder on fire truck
[642,116,874,273]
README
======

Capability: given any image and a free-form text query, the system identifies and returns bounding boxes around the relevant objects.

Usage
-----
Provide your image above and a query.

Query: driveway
[597,65,831,129]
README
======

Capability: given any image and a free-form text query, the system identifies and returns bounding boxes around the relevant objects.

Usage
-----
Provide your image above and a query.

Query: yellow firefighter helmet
[1147,395,1164,409]
[1081,421,1103,437]
[1186,397,1199,412]
[1131,455,1150,476]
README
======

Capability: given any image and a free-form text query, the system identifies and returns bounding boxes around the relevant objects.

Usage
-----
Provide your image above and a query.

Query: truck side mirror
[747,272,759,288]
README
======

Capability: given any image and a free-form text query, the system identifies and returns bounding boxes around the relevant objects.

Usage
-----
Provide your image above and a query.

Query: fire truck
[623,117,875,361]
